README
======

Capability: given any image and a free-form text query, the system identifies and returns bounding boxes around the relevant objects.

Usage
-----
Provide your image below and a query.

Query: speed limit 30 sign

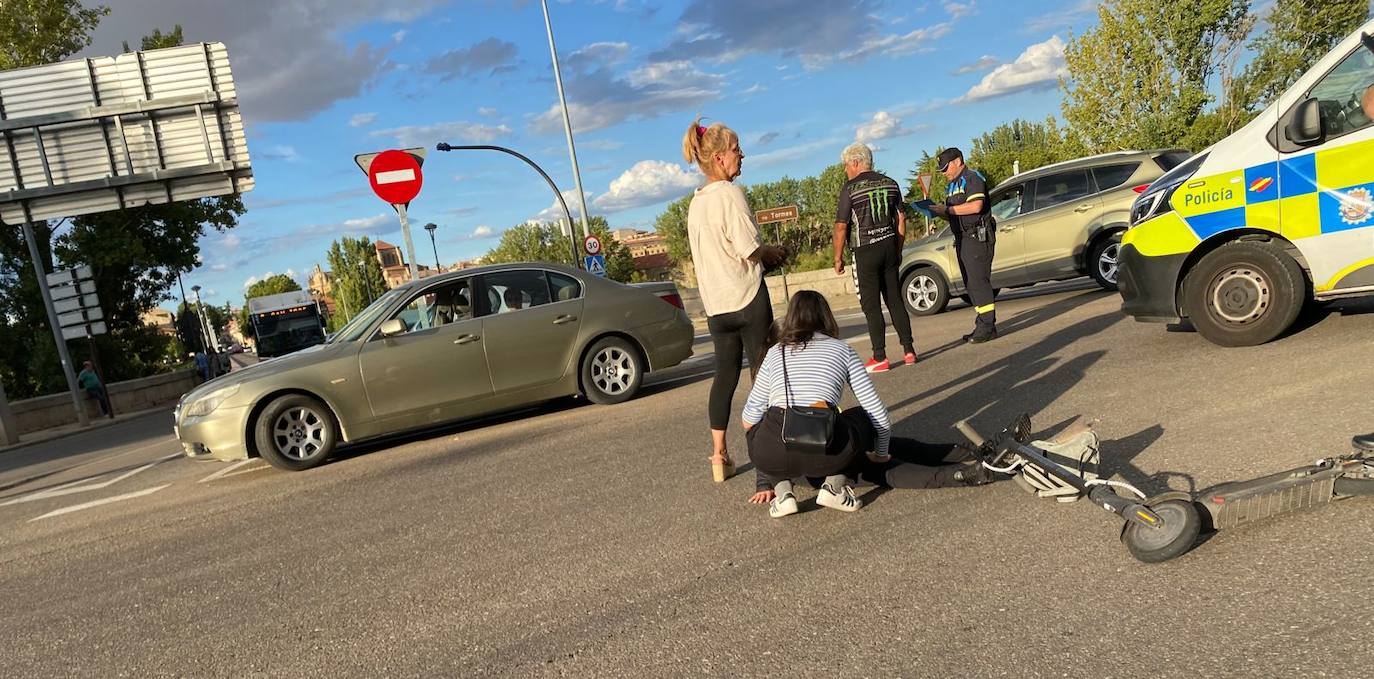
[583,234,603,256]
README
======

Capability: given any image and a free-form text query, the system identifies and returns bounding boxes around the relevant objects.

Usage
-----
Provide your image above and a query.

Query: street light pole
[191,285,218,377]
[540,0,592,242]
[424,222,441,272]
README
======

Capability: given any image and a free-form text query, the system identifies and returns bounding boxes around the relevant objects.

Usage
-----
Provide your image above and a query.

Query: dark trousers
[854,241,914,360]
[706,284,773,430]
[86,386,111,417]
[955,230,997,334]
[747,407,872,481]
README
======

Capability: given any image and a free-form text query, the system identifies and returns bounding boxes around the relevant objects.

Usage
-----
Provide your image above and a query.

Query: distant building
[308,264,337,317]
[610,228,640,242]
[141,308,178,337]
[613,230,669,258]
[375,240,433,289]
[451,257,486,271]
[632,253,674,282]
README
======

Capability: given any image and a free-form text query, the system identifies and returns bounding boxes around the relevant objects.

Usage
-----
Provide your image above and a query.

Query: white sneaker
[816,484,862,512]
[769,492,799,518]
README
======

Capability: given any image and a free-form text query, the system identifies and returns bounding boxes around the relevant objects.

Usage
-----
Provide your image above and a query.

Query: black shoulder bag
[779,343,836,455]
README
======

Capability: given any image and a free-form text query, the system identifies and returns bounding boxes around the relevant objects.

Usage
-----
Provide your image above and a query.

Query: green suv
[899,149,1192,315]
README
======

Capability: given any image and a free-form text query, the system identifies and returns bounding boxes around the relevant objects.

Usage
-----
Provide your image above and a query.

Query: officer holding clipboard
[912,147,997,342]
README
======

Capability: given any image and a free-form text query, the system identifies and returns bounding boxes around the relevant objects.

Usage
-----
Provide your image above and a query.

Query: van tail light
[659,293,685,309]
[1131,184,1151,194]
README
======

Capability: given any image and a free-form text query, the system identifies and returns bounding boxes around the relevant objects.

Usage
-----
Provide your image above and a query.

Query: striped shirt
[742,334,892,456]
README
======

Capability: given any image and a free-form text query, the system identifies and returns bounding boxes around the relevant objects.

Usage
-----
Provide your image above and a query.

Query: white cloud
[423,37,521,81]
[349,112,378,128]
[579,139,626,151]
[533,189,596,223]
[944,2,974,18]
[472,225,494,238]
[565,41,631,71]
[1023,0,1096,33]
[261,145,300,162]
[370,121,511,147]
[855,111,921,143]
[392,29,407,43]
[741,83,766,96]
[952,55,999,75]
[339,214,391,233]
[477,107,500,118]
[528,61,724,135]
[748,138,846,168]
[201,288,219,298]
[221,234,243,249]
[837,22,952,63]
[284,268,299,281]
[592,161,702,213]
[960,36,1067,102]
[210,264,229,273]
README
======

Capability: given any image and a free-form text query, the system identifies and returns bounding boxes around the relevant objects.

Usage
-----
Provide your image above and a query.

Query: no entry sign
[365,149,424,205]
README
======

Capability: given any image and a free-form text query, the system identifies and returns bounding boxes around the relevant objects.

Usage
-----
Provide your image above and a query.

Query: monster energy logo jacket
[835,171,903,248]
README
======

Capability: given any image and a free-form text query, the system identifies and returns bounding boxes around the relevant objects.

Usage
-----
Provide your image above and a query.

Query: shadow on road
[920,290,1112,363]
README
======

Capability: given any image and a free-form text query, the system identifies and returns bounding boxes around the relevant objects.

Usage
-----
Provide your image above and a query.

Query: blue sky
[84,0,1101,309]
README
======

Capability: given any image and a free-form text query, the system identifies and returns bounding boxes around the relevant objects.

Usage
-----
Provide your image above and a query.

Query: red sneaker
[903,351,918,366]
[864,358,890,373]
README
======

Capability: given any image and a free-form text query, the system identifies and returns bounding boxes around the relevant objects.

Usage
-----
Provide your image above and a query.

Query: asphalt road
[4,279,1374,677]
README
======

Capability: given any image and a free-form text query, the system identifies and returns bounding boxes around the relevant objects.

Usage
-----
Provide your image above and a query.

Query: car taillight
[1131,184,1150,193]
[659,293,684,309]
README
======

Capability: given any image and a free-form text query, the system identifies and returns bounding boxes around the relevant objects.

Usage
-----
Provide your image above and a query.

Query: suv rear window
[1091,163,1140,191]
[1154,151,1192,172]
[1032,170,1092,210]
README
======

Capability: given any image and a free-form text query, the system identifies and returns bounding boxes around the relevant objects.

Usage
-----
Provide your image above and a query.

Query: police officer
[930,147,997,342]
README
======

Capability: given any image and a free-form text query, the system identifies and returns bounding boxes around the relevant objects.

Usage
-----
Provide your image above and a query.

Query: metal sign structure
[356,147,428,283]
[917,173,933,197]
[754,205,800,300]
[47,266,107,340]
[0,42,255,428]
[584,254,607,277]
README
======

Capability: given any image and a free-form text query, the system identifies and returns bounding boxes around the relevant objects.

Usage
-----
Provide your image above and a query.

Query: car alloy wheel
[591,346,636,396]
[906,273,940,312]
[271,406,327,460]
[1097,242,1120,284]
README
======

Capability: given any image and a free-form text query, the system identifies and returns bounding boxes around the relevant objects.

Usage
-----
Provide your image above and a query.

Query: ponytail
[681,116,737,173]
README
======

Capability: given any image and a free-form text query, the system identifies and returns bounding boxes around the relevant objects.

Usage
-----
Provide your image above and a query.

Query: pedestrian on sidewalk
[77,361,113,419]
[682,116,789,484]
[833,142,915,373]
[194,351,210,382]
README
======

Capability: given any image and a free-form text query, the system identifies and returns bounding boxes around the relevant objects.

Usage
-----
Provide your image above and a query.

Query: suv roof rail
[996,148,1188,188]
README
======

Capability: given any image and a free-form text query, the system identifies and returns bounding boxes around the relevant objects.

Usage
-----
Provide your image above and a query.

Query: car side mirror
[379,319,406,337]
[1286,98,1325,146]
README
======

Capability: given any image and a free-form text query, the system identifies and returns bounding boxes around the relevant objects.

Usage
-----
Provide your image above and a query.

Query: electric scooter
[955,416,1374,563]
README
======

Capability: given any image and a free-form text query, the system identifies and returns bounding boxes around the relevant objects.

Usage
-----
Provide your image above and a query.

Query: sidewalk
[0,405,174,456]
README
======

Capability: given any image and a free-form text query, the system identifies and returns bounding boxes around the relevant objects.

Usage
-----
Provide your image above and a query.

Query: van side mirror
[1286,98,1326,145]
[379,319,406,337]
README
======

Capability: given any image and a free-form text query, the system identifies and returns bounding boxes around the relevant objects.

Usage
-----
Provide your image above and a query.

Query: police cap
[936,147,963,172]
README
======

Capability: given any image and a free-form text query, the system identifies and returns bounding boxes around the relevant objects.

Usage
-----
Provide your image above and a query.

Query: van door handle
[553,314,578,325]
[1074,204,1095,213]
[453,334,481,345]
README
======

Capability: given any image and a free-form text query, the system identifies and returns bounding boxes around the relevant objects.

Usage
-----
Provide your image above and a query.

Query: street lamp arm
[435,143,581,268]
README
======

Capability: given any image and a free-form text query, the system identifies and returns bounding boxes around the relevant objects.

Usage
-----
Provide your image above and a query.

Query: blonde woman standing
[682,118,788,482]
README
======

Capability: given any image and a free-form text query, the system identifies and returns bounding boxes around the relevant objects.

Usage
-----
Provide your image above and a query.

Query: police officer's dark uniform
[938,147,997,342]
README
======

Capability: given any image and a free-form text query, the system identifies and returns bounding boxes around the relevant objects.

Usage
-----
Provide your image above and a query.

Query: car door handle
[453,334,481,345]
[553,314,578,325]
[999,226,1018,232]
[1074,204,1095,213]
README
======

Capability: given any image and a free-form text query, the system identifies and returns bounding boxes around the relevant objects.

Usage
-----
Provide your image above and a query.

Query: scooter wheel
[1121,499,1201,563]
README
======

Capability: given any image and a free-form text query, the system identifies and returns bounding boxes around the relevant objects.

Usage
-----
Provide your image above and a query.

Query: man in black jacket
[931,147,998,342]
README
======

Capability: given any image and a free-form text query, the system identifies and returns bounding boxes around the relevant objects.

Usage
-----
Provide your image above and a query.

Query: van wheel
[1183,240,1306,347]
[253,394,338,471]
[582,337,643,405]
[902,268,948,316]
[1089,232,1123,291]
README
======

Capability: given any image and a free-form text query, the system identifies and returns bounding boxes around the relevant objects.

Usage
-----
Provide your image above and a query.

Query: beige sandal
[710,453,735,482]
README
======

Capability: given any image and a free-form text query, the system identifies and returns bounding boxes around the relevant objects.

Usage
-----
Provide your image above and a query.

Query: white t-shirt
[687,180,763,316]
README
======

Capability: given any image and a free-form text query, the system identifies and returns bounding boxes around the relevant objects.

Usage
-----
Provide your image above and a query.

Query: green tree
[1061,0,1253,152]
[966,117,1083,189]
[0,0,107,69]
[484,216,635,282]
[1240,0,1370,110]
[325,236,387,327]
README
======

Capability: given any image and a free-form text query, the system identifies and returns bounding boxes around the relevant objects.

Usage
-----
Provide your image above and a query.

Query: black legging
[706,283,773,430]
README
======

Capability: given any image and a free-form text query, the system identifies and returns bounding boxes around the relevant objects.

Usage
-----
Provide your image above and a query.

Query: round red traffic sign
[583,234,603,256]
[368,149,424,205]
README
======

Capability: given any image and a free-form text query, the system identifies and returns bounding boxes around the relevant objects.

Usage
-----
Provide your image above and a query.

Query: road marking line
[219,463,271,480]
[197,459,261,483]
[28,485,171,522]
[0,453,178,506]
[649,370,714,388]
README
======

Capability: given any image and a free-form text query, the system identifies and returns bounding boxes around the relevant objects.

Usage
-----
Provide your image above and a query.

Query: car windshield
[329,287,407,343]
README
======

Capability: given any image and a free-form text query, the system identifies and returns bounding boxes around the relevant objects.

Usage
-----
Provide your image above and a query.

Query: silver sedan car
[175,263,694,471]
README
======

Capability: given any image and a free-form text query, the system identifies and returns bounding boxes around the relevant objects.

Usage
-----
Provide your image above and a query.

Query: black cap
[936,147,963,172]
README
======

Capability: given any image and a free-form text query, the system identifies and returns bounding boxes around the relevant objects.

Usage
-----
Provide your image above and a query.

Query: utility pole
[541,0,592,242]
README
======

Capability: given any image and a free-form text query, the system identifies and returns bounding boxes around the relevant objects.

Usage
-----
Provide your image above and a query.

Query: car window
[1154,151,1192,172]
[990,185,1025,222]
[549,272,582,302]
[1091,163,1140,191]
[1032,170,1092,210]
[482,270,553,316]
[1306,45,1374,137]
[389,279,473,336]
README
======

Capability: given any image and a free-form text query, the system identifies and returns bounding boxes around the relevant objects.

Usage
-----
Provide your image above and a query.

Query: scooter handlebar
[955,419,987,447]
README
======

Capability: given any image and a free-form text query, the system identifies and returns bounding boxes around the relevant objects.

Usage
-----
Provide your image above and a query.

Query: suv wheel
[1182,240,1306,347]
[902,268,948,316]
[1089,233,1123,291]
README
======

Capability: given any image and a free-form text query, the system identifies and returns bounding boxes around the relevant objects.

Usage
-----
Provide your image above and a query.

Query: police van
[1119,20,1374,346]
